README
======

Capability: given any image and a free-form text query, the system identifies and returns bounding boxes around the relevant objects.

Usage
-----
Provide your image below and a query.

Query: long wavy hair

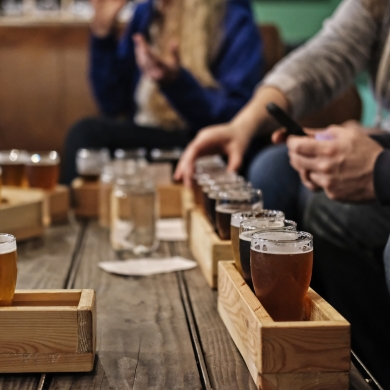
[144,0,226,130]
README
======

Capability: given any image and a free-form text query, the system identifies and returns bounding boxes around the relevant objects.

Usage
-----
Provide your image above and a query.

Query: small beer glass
[0,149,28,187]
[215,188,263,240]
[114,148,147,160]
[231,210,284,275]
[76,148,110,182]
[251,230,313,321]
[0,234,17,306]
[239,218,296,289]
[26,151,60,190]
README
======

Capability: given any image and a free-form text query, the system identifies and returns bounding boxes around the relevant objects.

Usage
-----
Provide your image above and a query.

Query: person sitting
[175,0,390,386]
[61,0,263,184]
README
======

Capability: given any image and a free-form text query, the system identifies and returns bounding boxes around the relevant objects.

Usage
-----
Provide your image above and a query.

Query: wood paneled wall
[0,25,97,155]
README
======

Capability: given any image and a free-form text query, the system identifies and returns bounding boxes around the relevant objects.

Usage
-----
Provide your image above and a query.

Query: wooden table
[1,219,376,389]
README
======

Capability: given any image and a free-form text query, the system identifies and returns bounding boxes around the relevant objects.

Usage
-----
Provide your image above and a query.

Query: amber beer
[231,210,284,276]
[26,151,60,190]
[250,231,313,321]
[0,234,17,306]
[0,150,28,187]
[216,189,263,240]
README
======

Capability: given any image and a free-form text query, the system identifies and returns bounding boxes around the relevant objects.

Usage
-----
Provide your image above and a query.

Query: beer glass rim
[0,233,16,254]
[240,218,296,232]
[114,148,147,159]
[77,148,110,157]
[0,149,28,163]
[218,188,262,201]
[252,229,313,244]
[232,209,284,227]
[27,151,60,165]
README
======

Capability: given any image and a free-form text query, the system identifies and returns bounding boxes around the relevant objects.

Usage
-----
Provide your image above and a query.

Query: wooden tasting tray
[0,289,96,373]
[189,208,233,288]
[72,177,190,220]
[0,187,45,240]
[218,261,351,390]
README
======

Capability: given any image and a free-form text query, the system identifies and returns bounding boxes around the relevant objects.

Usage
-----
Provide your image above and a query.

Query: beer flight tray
[0,187,45,240]
[71,177,190,220]
[0,289,96,373]
[218,261,351,390]
[189,208,233,288]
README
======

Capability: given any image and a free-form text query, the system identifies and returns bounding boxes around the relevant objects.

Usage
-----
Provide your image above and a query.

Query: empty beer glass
[250,230,313,321]
[0,150,28,187]
[231,210,284,275]
[239,218,296,289]
[215,188,263,240]
[76,148,110,182]
[26,151,60,190]
[0,234,17,306]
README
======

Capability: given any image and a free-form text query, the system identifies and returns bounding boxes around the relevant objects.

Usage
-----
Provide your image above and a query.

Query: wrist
[91,17,116,38]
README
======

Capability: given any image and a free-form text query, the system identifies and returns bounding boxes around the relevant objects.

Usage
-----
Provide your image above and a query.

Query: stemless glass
[76,148,110,181]
[231,210,284,275]
[250,230,313,321]
[215,188,263,240]
[0,150,28,187]
[239,218,296,289]
[26,151,60,190]
[114,148,147,161]
[0,234,17,306]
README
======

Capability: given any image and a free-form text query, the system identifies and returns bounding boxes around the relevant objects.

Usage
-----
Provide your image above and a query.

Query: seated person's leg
[248,144,302,222]
[304,193,390,388]
[62,117,192,185]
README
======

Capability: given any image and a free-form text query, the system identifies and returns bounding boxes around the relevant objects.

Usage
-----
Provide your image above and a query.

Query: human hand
[91,0,125,37]
[287,125,384,202]
[174,123,249,187]
[133,34,180,84]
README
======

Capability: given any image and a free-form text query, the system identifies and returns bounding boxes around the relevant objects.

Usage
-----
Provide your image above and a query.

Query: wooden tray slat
[218,261,350,390]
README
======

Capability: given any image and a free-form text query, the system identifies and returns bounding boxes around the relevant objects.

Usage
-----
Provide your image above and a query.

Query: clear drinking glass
[114,148,147,161]
[26,151,60,190]
[239,218,296,289]
[250,230,313,321]
[0,150,28,187]
[76,148,110,182]
[215,188,263,240]
[0,234,17,306]
[230,210,284,276]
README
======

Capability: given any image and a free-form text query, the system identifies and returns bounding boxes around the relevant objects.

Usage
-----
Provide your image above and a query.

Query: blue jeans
[248,144,311,226]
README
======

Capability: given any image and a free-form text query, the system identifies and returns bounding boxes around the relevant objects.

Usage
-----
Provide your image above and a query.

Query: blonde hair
[146,0,226,130]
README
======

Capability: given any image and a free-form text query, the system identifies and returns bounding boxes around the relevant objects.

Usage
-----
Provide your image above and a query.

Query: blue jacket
[90,0,263,132]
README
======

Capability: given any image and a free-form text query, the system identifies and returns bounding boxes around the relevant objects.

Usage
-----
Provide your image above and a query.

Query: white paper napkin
[99,256,197,276]
[156,218,188,241]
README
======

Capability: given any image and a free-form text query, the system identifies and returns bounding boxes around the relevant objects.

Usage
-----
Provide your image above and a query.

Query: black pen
[266,103,306,137]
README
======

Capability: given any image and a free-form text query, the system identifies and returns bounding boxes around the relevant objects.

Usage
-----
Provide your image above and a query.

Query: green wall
[252,0,342,42]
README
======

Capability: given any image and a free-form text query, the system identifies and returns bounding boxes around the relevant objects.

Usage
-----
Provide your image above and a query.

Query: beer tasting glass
[26,151,60,190]
[215,188,263,240]
[250,230,313,321]
[0,234,17,306]
[114,148,147,160]
[0,149,28,187]
[239,218,296,289]
[76,148,110,182]
[231,210,284,275]
[202,173,243,218]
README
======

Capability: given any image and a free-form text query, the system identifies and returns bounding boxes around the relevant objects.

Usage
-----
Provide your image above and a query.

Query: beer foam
[251,231,312,255]
[239,231,253,242]
[0,234,16,254]
[231,210,283,228]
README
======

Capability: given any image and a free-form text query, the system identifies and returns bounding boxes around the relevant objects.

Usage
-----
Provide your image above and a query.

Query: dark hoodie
[90,0,263,132]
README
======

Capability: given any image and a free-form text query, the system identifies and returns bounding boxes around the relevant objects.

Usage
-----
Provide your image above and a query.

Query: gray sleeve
[262,0,378,119]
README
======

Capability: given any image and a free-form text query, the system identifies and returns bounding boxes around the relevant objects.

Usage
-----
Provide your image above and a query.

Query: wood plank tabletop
[0,219,81,390]
[0,219,380,390]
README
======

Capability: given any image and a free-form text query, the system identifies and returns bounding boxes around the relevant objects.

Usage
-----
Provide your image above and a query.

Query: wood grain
[218,261,351,390]
[50,222,201,389]
[0,220,81,387]
[0,26,97,160]
[190,208,233,288]
[172,241,258,390]
[0,187,44,241]
[45,185,70,225]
